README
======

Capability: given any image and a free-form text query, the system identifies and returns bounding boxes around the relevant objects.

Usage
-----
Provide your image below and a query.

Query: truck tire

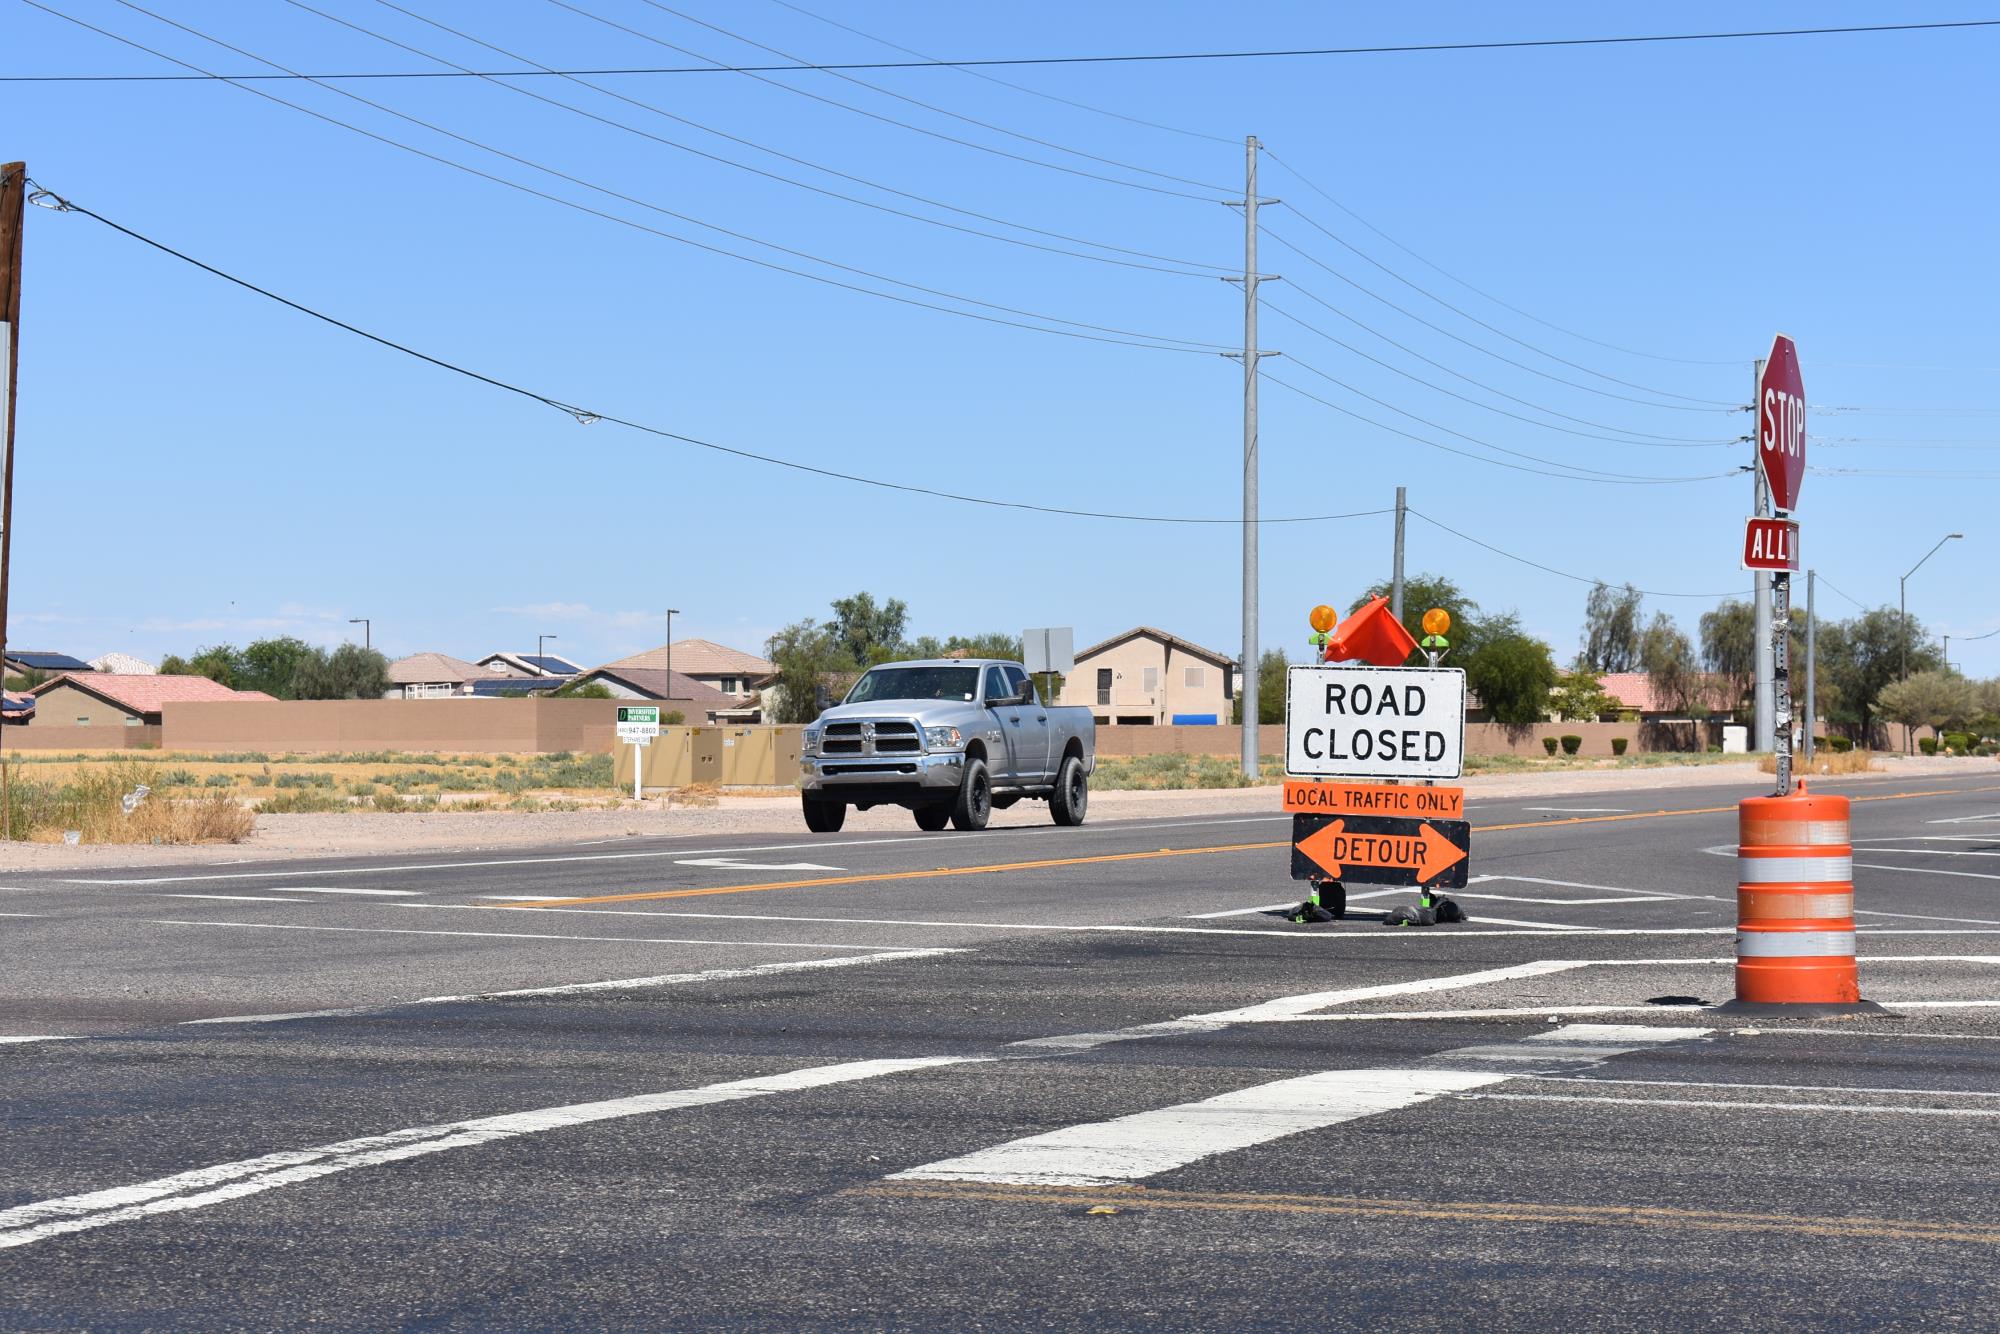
[802,795,847,833]
[950,756,992,831]
[913,805,950,832]
[1050,754,1089,826]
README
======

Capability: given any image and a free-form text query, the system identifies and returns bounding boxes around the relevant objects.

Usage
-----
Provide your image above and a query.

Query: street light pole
[348,618,370,651]
[666,608,680,698]
[1900,532,1962,682]
[537,633,555,677]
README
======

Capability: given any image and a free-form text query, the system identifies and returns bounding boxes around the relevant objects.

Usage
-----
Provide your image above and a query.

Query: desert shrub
[346,781,379,797]
[1542,737,1559,756]
[1707,743,1723,754]
[1919,737,1939,756]
[1611,737,1628,756]
[203,773,235,788]
[664,711,686,725]
[1828,735,1854,753]
[496,752,616,792]
[157,767,199,787]
[1560,734,1582,756]
[256,789,348,813]
[1944,732,1973,754]
[1,763,252,843]
[273,771,336,789]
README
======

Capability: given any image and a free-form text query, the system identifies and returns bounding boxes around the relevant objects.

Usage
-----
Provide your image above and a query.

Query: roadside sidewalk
[2,755,1990,871]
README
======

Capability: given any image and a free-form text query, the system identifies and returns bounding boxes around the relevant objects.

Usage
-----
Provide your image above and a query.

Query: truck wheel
[913,806,950,832]
[950,756,992,831]
[1050,755,1089,826]
[802,796,847,833]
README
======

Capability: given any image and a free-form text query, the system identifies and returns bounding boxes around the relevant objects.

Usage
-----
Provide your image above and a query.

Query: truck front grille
[820,719,921,757]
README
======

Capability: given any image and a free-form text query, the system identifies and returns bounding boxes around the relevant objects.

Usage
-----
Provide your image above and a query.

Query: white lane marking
[1274,1005,1680,1022]
[254,886,421,897]
[0,1056,982,1251]
[1855,907,2000,927]
[1149,961,1593,1026]
[1460,1092,2000,1119]
[181,948,969,1024]
[894,1024,1704,1186]
[143,920,920,951]
[155,894,310,904]
[1847,846,2000,859]
[1926,812,2000,824]
[0,911,46,918]
[1521,806,1631,814]
[1541,1075,2000,1100]
[61,815,1293,886]
[480,895,586,902]
[1448,914,1603,932]
[1472,874,1719,902]
[1857,858,2000,881]
[1184,902,1297,919]
[1,1036,78,1044]
[674,857,842,871]
[1450,893,1683,905]
[416,903,1736,939]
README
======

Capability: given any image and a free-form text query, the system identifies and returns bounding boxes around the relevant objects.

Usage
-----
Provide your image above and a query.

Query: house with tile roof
[1055,627,1238,726]
[4,649,93,679]
[28,674,272,728]
[384,652,491,699]
[476,651,585,680]
[567,666,740,721]
[88,652,157,675]
[600,638,775,701]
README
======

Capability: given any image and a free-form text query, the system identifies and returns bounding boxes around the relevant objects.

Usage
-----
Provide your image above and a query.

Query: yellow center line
[494,781,2000,909]
[850,1182,2000,1246]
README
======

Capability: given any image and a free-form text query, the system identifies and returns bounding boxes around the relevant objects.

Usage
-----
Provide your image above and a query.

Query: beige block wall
[159,698,669,753]
[0,724,162,750]
[1059,638,1232,724]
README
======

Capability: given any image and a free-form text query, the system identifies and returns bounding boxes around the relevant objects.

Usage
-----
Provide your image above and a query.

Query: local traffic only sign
[1742,516,1800,571]
[1284,665,1466,780]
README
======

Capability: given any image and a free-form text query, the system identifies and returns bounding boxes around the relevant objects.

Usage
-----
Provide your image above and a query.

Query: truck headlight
[925,725,963,751]
[801,729,821,755]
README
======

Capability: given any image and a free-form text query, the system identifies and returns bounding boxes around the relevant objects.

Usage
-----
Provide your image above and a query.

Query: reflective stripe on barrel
[1735,783,1859,1005]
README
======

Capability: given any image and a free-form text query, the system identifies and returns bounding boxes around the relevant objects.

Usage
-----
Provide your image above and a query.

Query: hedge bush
[1828,735,1854,753]
[1542,737,1559,756]
[1560,734,1583,756]
[1919,737,1939,756]
[1611,737,1628,756]
[1943,732,1973,754]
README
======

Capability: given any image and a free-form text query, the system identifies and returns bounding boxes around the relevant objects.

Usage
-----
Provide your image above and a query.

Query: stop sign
[1758,333,1806,512]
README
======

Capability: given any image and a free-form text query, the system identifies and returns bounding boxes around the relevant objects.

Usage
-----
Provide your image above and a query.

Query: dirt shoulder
[3,755,1990,872]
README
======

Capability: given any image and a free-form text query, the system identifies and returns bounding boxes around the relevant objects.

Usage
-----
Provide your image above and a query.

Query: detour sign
[1289,812,1471,889]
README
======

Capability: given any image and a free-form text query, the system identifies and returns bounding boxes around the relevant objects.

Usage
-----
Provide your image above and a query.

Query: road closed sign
[1285,664,1466,780]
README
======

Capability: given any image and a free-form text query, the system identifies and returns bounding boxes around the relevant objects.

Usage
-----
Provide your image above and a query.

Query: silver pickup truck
[798,659,1096,833]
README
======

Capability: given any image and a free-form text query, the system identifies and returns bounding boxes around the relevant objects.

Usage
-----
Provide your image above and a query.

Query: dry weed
[1760,750,1877,775]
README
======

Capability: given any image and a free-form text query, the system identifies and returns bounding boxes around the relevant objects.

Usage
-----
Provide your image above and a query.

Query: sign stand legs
[1773,568,1792,795]
[633,743,642,802]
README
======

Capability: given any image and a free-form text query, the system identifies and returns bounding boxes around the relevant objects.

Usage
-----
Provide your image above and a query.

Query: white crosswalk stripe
[890,1024,1708,1188]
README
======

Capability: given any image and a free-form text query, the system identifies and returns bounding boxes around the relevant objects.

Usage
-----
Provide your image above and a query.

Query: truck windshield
[844,666,981,704]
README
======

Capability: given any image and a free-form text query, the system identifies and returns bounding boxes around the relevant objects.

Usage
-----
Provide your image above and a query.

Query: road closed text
[1285,665,1467,781]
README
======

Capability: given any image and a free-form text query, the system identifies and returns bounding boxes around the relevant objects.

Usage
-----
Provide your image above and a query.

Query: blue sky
[6,2,1998,676]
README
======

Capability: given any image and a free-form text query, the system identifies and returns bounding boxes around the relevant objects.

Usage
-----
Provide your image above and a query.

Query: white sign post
[616,705,662,799]
[1284,664,1467,781]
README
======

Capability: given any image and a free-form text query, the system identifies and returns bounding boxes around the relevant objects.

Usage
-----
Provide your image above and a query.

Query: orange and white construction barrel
[1734,780,1860,1005]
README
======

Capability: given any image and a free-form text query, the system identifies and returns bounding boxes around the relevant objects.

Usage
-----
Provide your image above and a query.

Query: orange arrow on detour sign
[1290,813,1471,889]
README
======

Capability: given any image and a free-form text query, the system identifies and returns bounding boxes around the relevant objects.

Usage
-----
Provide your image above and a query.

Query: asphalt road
[5,769,2000,1329]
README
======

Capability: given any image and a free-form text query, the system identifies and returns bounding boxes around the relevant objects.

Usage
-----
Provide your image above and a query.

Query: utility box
[1723,724,1749,754]
[719,727,769,785]
[768,726,803,787]
[616,726,724,789]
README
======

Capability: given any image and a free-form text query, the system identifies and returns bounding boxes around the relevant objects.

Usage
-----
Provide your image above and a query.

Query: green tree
[551,679,614,699]
[828,591,910,667]
[1825,607,1942,740]
[1581,583,1645,673]
[1230,648,1289,725]
[1358,574,1489,662]
[292,644,391,700]
[1465,632,1560,726]
[764,619,847,723]
[1551,666,1619,721]
[1638,612,1702,716]
[238,636,315,699]
[1875,670,1978,746]
[162,644,246,687]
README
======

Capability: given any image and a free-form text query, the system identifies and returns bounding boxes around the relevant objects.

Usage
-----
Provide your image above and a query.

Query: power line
[764,0,1238,146]
[287,0,1228,278]
[1263,296,1738,446]
[1265,368,1743,486]
[1814,576,1870,612]
[1265,213,1735,407]
[630,0,1234,194]
[541,0,1228,202]
[27,180,1386,528]
[39,1,1225,355]
[12,16,1997,79]
[1811,465,2000,480]
[1262,148,1740,368]
[1405,509,1741,598]
[1259,223,1737,413]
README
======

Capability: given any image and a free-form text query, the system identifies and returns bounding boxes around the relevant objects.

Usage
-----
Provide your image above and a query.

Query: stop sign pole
[1758,334,1806,794]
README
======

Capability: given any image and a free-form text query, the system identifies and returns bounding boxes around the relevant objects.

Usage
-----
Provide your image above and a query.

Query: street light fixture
[348,617,370,651]
[1900,533,1963,681]
[537,633,556,678]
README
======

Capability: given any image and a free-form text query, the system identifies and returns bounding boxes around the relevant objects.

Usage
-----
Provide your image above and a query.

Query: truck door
[982,664,1023,782]
[1004,665,1052,784]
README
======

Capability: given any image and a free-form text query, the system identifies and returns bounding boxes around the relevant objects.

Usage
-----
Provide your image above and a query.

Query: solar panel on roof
[518,656,576,673]
[10,652,91,671]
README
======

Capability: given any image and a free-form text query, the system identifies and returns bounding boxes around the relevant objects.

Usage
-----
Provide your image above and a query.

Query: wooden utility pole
[1,161,25,839]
